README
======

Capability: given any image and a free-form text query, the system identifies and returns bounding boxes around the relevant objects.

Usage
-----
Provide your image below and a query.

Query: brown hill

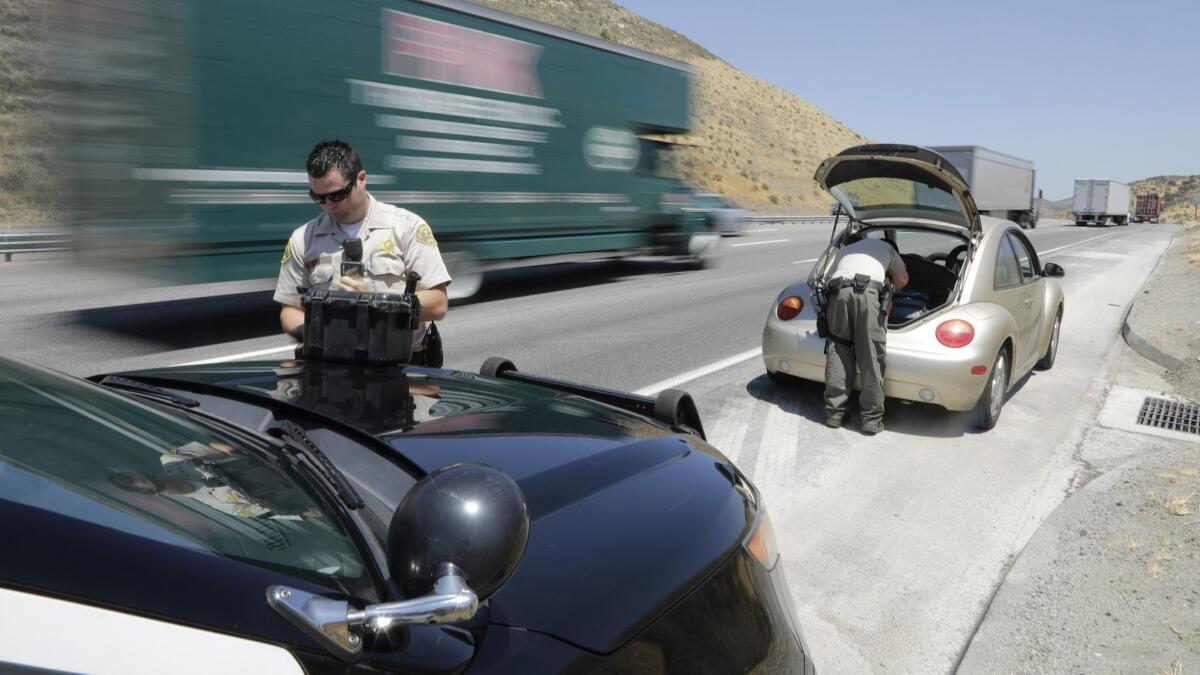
[1035,197,1074,220]
[0,0,58,224]
[471,0,868,213]
[1131,176,1200,226]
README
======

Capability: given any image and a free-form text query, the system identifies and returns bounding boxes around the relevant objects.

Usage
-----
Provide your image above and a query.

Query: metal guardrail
[0,229,72,262]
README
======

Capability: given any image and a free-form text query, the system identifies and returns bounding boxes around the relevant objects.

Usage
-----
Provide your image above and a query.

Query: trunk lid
[814,144,982,237]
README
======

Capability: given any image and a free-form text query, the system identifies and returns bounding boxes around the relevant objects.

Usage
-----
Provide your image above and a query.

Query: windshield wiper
[99,375,200,408]
[268,420,364,511]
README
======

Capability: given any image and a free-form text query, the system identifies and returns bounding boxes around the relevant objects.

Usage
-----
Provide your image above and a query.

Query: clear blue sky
[618,0,1199,199]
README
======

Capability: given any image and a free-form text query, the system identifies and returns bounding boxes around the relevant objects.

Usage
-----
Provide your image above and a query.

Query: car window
[994,236,1022,289]
[863,227,963,259]
[1008,232,1037,281]
[0,360,376,599]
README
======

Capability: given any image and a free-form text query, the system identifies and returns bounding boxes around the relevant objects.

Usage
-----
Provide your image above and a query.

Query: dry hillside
[472,0,868,213]
[1131,176,1200,226]
[0,0,58,224]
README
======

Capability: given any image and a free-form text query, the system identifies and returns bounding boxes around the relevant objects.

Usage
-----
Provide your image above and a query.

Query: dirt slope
[471,0,868,213]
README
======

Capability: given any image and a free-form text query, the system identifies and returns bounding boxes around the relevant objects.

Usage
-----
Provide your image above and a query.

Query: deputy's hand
[334,275,368,292]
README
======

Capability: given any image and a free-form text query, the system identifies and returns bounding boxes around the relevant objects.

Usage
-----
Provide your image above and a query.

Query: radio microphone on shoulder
[341,238,364,276]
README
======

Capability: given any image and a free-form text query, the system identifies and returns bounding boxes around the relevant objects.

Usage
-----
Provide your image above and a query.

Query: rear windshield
[831,177,962,218]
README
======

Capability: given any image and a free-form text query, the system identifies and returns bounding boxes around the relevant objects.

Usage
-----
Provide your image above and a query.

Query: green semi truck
[52,0,713,298]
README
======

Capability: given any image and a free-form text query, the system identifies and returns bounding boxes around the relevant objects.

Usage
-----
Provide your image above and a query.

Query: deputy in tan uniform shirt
[274,140,451,349]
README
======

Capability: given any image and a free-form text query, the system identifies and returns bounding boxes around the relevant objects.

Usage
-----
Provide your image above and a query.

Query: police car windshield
[0,358,376,600]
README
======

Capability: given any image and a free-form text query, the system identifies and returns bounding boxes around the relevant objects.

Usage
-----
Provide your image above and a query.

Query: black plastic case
[301,288,420,365]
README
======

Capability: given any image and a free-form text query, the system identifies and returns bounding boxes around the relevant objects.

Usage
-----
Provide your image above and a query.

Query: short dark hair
[307,139,363,181]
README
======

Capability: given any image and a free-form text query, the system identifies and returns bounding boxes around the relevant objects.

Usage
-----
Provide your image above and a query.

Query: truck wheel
[444,252,483,301]
[969,347,1009,431]
[684,231,723,269]
[1035,308,1062,371]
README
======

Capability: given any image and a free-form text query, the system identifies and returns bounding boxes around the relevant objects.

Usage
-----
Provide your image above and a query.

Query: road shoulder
[959,225,1200,673]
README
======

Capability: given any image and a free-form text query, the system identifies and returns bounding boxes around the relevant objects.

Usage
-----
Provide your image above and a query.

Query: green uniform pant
[823,286,887,424]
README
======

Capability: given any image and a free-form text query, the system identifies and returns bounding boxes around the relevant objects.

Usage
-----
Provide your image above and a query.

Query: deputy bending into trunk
[822,234,908,435]
[274,139,451,366]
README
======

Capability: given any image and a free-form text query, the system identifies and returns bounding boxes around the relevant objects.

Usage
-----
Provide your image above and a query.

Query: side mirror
[1043,262,1065,278]
[269,463,529,661]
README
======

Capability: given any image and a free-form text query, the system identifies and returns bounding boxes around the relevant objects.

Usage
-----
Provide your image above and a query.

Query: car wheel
[1035,308,1062,371]
[969,348,1009,431]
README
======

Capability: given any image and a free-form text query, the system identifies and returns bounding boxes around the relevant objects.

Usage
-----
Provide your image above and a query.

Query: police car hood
[114,361,754,655]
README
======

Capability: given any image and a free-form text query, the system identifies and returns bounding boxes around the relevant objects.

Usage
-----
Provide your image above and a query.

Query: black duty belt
[826,273,884,294]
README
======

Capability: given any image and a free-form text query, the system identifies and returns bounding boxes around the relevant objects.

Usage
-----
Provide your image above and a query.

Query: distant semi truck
[51,0,712,298]
[1131,194,1161,223]
[1072,180,1131,227]
[928,146,1038,229]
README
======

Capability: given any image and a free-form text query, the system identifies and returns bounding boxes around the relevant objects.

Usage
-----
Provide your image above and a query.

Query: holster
[411,322,444,368]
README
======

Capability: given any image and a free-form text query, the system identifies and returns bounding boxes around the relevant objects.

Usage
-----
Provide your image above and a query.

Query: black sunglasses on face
[309,175,357,204]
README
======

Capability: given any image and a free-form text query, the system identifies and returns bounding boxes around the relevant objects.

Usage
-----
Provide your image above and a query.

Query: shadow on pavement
[70,291,280,349]
[746,372,971,438]
[450,259,695,306]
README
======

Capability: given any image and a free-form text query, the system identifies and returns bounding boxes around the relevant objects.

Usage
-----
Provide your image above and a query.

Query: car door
[1006,230,1045,371]
[990,234,1028,363]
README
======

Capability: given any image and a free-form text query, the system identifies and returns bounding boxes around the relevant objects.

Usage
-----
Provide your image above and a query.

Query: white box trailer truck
[1072,180,1131,227]
[928,146,1038,229]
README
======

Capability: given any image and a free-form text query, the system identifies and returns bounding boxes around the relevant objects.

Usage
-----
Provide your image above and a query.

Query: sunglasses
[309,175,358,204]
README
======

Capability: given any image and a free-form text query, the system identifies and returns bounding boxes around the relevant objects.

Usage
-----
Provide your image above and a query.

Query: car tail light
[776,296,804,320]
[936,319,975,348]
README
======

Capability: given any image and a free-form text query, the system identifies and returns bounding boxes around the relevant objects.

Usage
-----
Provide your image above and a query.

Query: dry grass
[1156,469,1198,485]
[1157,657,1181,675]
[1146,551,1174,579]
[1105,538,1142,550]
[1162,491,1196,517]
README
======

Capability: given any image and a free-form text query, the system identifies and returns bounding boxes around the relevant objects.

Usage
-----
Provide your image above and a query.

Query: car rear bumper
[763,316,994,411]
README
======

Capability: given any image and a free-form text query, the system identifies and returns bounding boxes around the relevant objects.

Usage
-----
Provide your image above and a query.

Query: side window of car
[994,236,1022,289]
[1008,232,1036,282]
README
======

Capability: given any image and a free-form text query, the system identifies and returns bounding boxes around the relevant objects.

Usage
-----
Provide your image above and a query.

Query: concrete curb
[1119,230,1188,372]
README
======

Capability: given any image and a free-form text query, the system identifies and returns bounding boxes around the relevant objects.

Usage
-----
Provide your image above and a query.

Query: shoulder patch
[281,240,293,264]
[414,222,438,247]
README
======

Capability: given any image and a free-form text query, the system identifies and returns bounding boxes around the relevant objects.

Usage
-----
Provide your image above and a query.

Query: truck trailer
[51,0,711,298]
[1132,194,1161,223]
[927,146,1038,229]
[1072,180,1131,227]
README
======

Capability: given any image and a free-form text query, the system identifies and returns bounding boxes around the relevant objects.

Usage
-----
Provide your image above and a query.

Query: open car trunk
[887,251,963,328]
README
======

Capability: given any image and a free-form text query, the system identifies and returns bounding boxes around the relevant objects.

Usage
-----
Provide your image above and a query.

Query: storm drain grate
[1137,397,1200,435]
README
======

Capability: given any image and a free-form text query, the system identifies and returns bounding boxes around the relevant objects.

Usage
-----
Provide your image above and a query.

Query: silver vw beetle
[762,144,1065,430]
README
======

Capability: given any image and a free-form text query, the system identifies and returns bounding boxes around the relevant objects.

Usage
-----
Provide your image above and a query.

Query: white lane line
[792,258,818,264]
[175,345,295,367]
[731,238,789,248]
[743,228,778,233]
[1040,232,1122,256]
[1060,251,1127,261]
[635,347,763,396]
